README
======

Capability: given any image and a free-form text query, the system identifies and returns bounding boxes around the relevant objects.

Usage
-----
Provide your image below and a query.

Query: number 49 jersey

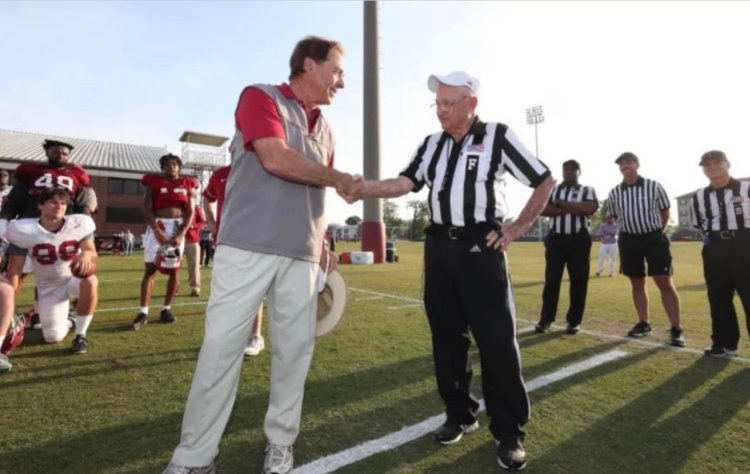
[14,162,90,196]
[6,215,96,287]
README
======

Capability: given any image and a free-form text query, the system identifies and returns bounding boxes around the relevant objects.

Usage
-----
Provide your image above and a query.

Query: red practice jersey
[14,162,90,198]
[142,174,199,211]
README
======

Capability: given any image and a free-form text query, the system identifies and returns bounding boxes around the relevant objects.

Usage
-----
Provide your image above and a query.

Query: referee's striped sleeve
[499,127,550,187]
[691,192,702,229]
[398,135,431,192]
[655,181,670,209]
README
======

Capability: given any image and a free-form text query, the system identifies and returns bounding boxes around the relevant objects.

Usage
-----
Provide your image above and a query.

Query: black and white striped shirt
[399,117,550,226]
[691,178,750,231]
[548,184,598,234]
[607,176,670,234]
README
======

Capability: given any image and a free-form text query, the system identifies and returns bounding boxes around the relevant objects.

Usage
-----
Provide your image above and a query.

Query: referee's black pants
[423,234,530,443]
[702,234,750,351]
[539,230,592,326]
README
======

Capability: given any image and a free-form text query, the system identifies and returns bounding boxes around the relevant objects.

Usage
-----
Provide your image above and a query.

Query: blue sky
[2,1,750,225]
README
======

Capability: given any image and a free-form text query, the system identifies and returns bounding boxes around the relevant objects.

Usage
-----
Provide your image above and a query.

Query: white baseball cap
[427,71,480,95]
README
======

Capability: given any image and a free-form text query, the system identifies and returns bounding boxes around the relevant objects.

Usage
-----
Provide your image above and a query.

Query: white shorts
[38,277,82,343]
[144,218,185,263]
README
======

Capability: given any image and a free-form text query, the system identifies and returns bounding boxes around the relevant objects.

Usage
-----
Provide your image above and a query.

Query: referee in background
[351,71,554,472]
[607,152,685,347]
[535,160,598,334]
[692,150,750,357]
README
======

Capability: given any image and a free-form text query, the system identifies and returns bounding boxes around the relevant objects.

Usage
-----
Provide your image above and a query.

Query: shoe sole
[132,321,148,330]
[498,457,527,471]
[436,421,479,446]
[72,348,88,354]
[670,340,686,348]
[628,332,651,338]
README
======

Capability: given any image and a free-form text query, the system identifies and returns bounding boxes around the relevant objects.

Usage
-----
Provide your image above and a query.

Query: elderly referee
[349,71,554,471]
[607,152,685,347]
[692,150,750,357]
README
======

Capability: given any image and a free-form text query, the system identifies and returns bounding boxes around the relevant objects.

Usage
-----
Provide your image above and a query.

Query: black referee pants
[702,235,750,351]
[423,234,530,443]
[540,230,592,326]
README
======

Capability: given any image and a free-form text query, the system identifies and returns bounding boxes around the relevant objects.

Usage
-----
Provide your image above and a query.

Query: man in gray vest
[165,36,359,474]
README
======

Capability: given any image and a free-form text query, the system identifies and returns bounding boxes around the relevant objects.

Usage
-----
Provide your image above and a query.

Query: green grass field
[1,241,749,474]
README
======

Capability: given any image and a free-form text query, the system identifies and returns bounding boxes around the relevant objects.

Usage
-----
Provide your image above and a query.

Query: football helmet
[1,313,25,355]
[155,245,182,274]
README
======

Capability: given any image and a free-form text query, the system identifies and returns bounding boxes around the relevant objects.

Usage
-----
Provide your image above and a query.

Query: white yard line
[295,349,629,474]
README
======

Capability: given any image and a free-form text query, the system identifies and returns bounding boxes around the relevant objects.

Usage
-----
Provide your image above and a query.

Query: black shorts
[618,230,673,278]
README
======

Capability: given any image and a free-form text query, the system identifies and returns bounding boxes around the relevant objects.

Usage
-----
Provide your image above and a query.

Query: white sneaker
[0,353,11,373]
[244,335,265,356]
[162,462,215,474]
[263,444,293,474]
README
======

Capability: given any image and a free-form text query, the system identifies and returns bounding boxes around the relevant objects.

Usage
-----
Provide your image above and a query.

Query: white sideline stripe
[352,296,385,302]
[350,287,422,303]
[387,303,423,310]
[295,349,628,474]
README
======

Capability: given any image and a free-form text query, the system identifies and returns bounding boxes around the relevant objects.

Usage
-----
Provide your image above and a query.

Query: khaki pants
[171,245,318,466]
[184,242,201,292]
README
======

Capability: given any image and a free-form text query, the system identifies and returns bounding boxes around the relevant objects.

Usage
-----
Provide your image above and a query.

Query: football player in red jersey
[132,154,197,329]
[4,188,98,354]
[0,139,98,328]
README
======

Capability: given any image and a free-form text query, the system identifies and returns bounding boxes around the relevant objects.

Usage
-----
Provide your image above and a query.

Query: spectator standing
[595,215,619,277]
[122,229,135,256]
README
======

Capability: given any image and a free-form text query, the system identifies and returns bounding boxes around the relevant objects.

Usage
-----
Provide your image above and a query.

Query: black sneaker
[160,308,176,323]
[704,346,738,358]
[565,323,580,335]
[669,327,686,347]
[627,321,652,338]
[132,312,149,330]
[534,321,551,334]
[497,439,527,471]
[71,335,89,354]
[433,419,479,445]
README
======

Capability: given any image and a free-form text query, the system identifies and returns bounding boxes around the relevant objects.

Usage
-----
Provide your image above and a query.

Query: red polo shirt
[235,83,334,167]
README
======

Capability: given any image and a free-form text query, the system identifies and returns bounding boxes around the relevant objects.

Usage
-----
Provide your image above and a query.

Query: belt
[708,229,750,240]
[425,221,501,240]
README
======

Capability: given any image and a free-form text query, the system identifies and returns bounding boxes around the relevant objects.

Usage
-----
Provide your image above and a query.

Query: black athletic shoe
[497,439,527,471]
[669,327,686,347]
[534,321,551,334]
[704,346,738,358]
[132,312,149,330]
[71,335,89,354]
[433,420,479,445]
[627,321,652,338]
[565,323,580,335]
[160,308,176,323]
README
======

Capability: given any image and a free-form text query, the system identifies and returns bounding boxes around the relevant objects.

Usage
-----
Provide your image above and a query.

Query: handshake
[336,173,366,204]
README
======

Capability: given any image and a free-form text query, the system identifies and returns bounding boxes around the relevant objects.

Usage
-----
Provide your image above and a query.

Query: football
[71,259,97,278]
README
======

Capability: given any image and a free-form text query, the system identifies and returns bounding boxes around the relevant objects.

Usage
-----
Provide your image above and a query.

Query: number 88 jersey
[6,215,96,286]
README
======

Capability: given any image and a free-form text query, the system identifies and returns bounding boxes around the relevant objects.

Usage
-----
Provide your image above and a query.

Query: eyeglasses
[430,95,469,111]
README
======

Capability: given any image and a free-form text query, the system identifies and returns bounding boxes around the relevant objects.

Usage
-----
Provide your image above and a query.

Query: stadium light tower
[525,105,545,241]
[525,105,544,158]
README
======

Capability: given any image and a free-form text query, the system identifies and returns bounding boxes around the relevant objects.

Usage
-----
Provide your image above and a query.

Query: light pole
[526,105,545,241]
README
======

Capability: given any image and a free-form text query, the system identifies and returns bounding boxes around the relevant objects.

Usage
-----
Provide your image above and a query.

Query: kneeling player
[5,188,98,354]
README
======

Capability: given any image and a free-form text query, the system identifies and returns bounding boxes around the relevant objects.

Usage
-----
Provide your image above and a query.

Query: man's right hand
[337,174,364,203]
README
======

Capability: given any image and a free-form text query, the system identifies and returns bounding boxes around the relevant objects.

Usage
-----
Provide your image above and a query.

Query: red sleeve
[13,163,34,185]
[203,174,218,201]
[328,151,334,169]
[190,177,200,189]
[142,174,156,187]
[235,86,286,151]
[71,165,90,186]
